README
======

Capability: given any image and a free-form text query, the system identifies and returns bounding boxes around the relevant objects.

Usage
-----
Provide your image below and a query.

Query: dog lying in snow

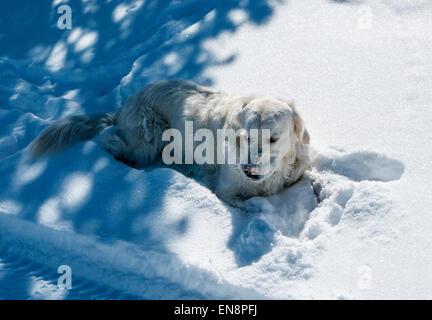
[29,79,311,205]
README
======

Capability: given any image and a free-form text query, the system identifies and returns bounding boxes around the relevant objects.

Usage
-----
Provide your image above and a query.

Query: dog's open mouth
[241,164,264,181]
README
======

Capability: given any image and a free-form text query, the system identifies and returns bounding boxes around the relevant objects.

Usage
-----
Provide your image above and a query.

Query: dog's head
[235,97,310,183]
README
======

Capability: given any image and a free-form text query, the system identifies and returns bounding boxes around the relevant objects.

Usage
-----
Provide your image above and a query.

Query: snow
[0,0,431,299]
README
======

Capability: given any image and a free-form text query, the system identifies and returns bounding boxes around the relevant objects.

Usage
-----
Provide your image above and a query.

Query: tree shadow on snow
[0,0,281,118]
[0,0,283,298]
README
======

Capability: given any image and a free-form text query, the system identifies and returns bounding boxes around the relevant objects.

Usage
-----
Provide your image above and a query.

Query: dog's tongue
[242,164,260,177]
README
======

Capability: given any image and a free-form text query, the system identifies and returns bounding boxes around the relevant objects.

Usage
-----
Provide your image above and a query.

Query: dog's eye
[270,136,279,143]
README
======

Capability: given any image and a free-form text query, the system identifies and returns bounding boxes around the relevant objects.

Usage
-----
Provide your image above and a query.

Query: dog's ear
[292,105,310,145]
[301,127,310,144]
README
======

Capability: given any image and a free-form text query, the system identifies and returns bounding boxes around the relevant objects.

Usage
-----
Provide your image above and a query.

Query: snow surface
[0,0,431,299]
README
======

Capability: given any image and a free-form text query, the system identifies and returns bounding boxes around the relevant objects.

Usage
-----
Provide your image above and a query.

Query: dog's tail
[29,112,115,159]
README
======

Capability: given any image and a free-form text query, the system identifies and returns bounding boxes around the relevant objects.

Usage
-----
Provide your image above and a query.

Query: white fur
[30,79,311,205]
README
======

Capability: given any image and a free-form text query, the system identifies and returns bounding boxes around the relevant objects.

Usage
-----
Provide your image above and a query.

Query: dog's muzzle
[241,163,265,181]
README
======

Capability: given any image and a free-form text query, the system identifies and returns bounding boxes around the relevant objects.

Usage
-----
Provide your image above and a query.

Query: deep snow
[0,0,431,299]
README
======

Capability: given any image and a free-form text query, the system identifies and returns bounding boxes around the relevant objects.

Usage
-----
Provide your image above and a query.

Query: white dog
[29,79,310,205]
